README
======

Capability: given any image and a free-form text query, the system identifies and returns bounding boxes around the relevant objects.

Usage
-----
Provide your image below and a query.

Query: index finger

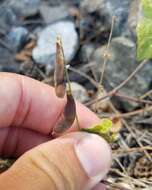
[0,73,100,135]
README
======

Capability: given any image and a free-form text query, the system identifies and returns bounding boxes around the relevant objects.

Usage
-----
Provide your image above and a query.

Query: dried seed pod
[53,37,78,135]
[53,93,76,134]
[64,92,76,128]
[54,36,66,98]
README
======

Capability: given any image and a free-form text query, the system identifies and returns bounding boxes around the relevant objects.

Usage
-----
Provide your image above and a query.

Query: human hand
[0,73,111,190]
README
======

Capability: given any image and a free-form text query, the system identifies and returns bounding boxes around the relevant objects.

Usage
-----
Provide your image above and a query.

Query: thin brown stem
[122,120,152,161]
[113,146,152,155]
[140,89,152,99]
[103,179,131,190]
[86,59,148,106]
[107,100,152,161]
[68,66,99,88]
[114,92,152,105]
[117,105,152,118]
[98,105,152,118]
[99,16,115,85]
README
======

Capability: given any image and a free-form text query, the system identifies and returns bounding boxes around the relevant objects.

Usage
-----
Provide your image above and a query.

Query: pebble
[9,0,41,17]
[0,6,17,30]
[81,0,104,13]
[81,0,132,36]
[70,82,89,103]
[32,21,79,68]
[40,5,69,24]
[7,27,29,51]
[92,36,152,110]
[128,0,141,38]
[80,44,95,63]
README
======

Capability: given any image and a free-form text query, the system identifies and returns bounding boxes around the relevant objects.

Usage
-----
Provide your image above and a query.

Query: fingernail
[75,133,111,180]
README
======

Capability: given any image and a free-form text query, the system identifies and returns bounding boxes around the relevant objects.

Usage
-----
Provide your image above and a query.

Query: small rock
[0,47,13,63]
[70,82,89,103]
[9,0,41,17]
[81,0,132,36]
[81,0,104,13]
[32,21,79,68]
[0,6,17,30]
[128,0,141,38]
[40,5,69,24]
[92,36,152,110]
[7,27,29,51]
[80,44,95,63]
[0,47,20,73]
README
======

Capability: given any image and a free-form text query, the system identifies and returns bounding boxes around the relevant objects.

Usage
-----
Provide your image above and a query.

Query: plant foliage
[81,119,117,143]
[137,0,152,60]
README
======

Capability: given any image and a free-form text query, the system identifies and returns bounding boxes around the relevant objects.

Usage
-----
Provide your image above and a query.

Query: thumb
[0,132,111,190]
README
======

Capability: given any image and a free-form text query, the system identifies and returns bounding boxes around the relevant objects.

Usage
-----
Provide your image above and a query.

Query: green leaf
[98,119,113,133]
[137,18,152,60]
[82,119,112,133]
[141,0,152,19]
[137,0,152,61]
[81,119,117,143]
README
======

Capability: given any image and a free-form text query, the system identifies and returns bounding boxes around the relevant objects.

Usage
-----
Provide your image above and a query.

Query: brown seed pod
[64,92,76,128]
[54,36,66,98]
[53,93,76,134]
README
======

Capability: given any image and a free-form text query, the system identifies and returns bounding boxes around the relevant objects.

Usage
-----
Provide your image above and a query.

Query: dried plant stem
[109,169,149,188]
[68,66,99,88]
[86,59,148,106]
[123,120,152,161]
[75,113,80,130]
[65,66,72,93]
[114,157,134,189]
[116,105,152,118]
[114,92,152,105]
[140,89,152,99]
[108,59,148,96]
[100,105,152,119]
[99,16,115,85]
[103,179,131,190]
[107,100,152,161]
[34,64,47,79]
[113,146,152,155]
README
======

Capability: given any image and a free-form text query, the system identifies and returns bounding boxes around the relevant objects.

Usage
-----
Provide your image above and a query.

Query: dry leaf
[111,116,122,133]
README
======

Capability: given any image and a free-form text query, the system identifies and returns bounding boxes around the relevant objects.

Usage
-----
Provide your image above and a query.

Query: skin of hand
[0,73,111,190]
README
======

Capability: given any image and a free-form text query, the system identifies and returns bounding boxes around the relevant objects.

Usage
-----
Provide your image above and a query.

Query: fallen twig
[113,146,152,155]
[99,16,115,85]
[86,59,148,106]
[114,92,152,105]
